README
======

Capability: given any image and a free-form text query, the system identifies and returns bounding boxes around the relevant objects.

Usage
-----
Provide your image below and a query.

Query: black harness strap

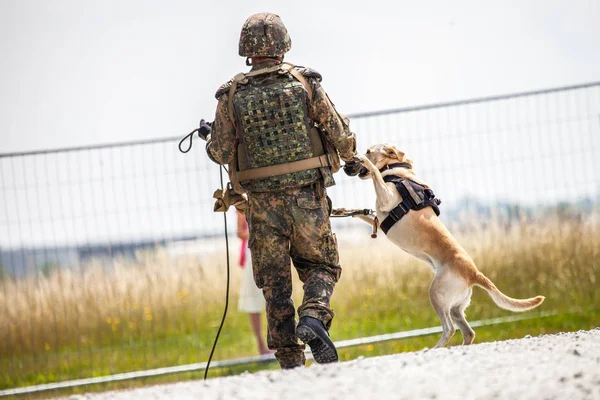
[380,175,441,234]
[378,162,413,173]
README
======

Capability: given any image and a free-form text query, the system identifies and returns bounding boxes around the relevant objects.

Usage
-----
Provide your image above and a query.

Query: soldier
[199,12,361,369]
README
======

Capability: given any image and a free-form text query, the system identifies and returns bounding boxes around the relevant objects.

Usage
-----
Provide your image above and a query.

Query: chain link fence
[1,82,598,392]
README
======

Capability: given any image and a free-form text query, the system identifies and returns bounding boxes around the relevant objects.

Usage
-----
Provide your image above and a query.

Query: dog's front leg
[356,154,398,212]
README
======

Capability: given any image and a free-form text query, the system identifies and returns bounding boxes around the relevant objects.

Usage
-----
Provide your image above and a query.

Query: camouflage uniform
[206,13,356,369]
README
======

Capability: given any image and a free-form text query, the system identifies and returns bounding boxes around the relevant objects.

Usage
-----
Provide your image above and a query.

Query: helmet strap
[248,56,283,66]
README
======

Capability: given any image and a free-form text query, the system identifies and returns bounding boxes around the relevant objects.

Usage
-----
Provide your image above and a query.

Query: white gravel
[66,329,600,400]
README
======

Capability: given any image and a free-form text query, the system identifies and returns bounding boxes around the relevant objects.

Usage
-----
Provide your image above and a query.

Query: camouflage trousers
[247,184,342,369]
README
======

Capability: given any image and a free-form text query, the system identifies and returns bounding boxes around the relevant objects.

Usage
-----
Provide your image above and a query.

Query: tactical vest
[226,63,338,193]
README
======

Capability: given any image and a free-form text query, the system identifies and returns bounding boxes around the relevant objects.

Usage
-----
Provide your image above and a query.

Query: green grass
[0,214,598,399]
[4,309,598,400]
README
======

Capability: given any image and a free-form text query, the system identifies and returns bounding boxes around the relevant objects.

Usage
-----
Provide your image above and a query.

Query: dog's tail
[473,272,545,312]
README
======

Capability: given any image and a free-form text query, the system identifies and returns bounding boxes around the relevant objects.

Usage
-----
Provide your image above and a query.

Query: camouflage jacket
[206,60,357,192]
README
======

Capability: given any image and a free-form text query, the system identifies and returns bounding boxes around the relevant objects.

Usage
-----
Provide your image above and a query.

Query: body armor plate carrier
[226,63,337,193]
[233,79,318,191]
[380,175,442,234]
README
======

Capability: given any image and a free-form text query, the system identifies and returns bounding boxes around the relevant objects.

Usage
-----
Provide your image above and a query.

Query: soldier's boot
[296,316,338,364]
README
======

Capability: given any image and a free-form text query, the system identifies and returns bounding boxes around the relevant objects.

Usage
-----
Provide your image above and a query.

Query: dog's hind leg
[450,294,475,345]
[429,276,455,349]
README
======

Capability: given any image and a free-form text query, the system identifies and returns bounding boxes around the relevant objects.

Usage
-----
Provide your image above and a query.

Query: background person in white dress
[237,211,272,355]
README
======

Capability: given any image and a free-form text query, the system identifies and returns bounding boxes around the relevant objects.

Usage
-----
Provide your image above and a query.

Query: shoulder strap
[279,63,313,101]
[227,79,239,128]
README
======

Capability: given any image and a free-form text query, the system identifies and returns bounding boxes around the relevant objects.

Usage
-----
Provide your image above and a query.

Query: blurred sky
[1,0,599,154]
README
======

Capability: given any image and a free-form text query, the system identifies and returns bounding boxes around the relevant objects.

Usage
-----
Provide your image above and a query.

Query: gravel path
[67,329,600,400]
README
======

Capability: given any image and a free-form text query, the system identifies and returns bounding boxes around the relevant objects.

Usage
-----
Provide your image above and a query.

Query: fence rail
[1,80,598,158]
[0,311,559,397]
[1,80,598,252]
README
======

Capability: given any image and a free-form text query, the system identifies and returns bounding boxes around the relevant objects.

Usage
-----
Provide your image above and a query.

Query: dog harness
[380,166,442,234]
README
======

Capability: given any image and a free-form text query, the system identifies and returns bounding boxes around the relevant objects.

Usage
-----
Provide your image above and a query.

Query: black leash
[177,128,230,380]
[203,165,230,380]
[178,128,200,153]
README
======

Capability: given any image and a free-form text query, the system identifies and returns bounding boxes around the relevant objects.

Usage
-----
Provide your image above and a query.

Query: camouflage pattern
[205,59,355,369]
[238,13,291,57]
[206,60,357,179]
[247,185,341,368]
[310,85,357,163]
[233,76,320,192]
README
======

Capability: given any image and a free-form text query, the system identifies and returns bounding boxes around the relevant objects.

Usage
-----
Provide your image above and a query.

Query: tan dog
[353,143,545,348]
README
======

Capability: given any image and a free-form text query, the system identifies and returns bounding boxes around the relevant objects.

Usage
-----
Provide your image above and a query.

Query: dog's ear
[389,147,405,161]
[383,145,399,159]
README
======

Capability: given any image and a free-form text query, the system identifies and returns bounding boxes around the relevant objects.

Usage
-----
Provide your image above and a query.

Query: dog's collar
[379,162,412,173]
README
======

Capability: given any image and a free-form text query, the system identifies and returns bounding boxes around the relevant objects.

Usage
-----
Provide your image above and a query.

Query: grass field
[0,212,598,399]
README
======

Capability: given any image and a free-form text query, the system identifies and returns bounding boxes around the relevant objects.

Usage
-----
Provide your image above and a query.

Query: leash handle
[371,217,379,239]
[178,128,200,154]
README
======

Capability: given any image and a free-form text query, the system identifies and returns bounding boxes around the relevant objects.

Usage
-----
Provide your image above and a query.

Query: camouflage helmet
[238,13,291,57]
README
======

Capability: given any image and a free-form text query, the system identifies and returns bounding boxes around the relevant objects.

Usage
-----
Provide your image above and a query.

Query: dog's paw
[355,154,368,163]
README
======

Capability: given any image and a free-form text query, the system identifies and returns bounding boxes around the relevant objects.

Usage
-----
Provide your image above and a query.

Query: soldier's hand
[198,119,213,141]
[343,160,362,177]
